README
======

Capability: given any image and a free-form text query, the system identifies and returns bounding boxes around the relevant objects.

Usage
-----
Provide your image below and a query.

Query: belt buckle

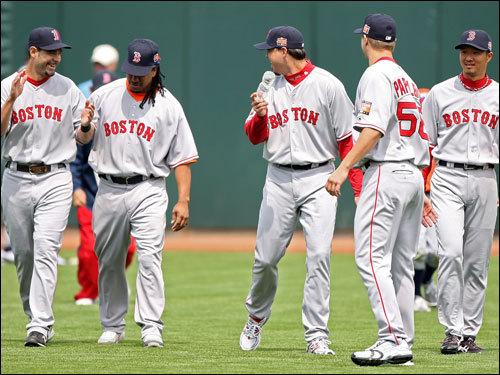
[462,164,476,170]
[29,165,49,174]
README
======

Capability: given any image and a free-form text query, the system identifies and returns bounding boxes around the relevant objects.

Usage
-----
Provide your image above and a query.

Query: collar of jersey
[126,80,147,102]
[20,70,50,87]
[374,57,397,64]
[459,73,492,91]
[284,60,315,86]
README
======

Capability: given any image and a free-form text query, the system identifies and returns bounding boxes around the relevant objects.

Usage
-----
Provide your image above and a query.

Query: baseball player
[84,39,198,347]
[422,29,498,354]
[240,25,363,355]
[325,14,434,366]
[70,69,137,306]
[1,26,95,347]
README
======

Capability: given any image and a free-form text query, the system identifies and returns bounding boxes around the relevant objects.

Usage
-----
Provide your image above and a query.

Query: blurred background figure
[1,223,14,264]
[414,88,438,312]
[77,44,119,98]
[70,69,136,306]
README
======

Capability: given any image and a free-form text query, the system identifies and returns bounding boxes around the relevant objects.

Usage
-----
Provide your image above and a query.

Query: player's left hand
[421,195,438,227]
[81,100,95,126]
[171,201,189,232]
[325,166,349,196]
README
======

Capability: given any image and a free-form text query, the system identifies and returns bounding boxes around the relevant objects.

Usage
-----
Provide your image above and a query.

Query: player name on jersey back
[354,58,430,167]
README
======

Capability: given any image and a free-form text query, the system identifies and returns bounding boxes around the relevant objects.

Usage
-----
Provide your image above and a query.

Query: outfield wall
[1,1,498,229]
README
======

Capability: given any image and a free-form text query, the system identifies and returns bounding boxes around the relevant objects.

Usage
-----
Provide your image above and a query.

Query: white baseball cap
[91,44,119,66]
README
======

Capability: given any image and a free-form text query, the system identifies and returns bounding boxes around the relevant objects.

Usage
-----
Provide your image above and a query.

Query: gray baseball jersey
[87,78,198,338]
[246,66,355,164]
[1,71,85,339]
[1,72,85,164]
[422,74,499,338]
[244,61,356,343]
[353,57,429,346]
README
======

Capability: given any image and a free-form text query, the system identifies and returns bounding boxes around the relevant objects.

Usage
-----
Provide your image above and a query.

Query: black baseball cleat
[459,337,484,353]
[25,331,47,347]
[440,334,461,354]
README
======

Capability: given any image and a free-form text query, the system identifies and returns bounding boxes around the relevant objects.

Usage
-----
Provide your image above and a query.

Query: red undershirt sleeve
[244,112,269,145]
[338,136,363,197]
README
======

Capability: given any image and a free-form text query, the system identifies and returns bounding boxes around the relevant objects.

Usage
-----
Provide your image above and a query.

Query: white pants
[354,161,424,346]
[431,164,497,338]
[93,177,168,337]
[245,162,337,343]
[1,166,72,337]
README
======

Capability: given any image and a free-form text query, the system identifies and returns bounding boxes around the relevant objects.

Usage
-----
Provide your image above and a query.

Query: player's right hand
[250,92,268,117]
[72,189,87,207]
[9,70,27,101]
[421,195,438,227]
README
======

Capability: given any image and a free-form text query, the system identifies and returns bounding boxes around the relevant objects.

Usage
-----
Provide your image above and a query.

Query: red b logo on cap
[467,31,476,41]
[133,52,141,63]
[51,29,60,41]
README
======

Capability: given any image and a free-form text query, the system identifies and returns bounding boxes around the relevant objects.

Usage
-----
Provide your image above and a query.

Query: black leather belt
[5,161,66,174]
[438,160,494,170]
[276,161,329,170]
[99,174,145,185]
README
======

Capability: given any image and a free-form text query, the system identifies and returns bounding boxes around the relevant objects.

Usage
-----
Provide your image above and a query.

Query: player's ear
[29,46,39,59]
[486,51,493,63]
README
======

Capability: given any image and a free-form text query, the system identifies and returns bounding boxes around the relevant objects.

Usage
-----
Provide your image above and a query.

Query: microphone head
[262,71,276,85]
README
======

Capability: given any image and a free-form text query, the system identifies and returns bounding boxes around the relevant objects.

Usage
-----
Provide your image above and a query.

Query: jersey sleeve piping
[336,130,352,141]
[354,122,386,135]
[169,155,199,168]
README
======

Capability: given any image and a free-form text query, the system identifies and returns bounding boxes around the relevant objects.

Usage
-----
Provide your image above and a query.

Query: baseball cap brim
[254,41,274,50]
[353,28,363,34]
[36,41,72,50]
[121,60,155,76]
[454,42,490,51]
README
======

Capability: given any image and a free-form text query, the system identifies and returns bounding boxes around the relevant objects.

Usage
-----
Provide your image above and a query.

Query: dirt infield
[59,227,499,255]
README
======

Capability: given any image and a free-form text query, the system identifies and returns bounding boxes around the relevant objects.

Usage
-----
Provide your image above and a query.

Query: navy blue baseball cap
[254,26,305,50]
[92,70,118,90]
[28,26,71,50]
[122,39,161,76]
[353,13,397,42]
[455,30,493,52]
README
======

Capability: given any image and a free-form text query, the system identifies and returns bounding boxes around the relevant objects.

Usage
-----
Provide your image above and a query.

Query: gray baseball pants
[245,162,337,343]
[1,166,72,338]
[92,177,168,339]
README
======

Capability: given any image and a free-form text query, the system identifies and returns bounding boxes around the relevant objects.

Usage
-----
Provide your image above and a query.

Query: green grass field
[1,250,498,374]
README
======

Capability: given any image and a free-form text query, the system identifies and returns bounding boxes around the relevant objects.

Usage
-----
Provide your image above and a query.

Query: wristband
[81,123,91,133]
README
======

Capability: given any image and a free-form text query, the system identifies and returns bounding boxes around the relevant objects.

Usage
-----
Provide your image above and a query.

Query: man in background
[78,44,119,98]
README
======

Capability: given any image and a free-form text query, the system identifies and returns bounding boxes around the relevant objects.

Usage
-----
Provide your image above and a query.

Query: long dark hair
[140,66,166,109]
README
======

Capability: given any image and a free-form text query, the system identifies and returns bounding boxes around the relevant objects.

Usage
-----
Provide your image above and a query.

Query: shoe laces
[461,337,481,351]
[243,320,261,339]
[443,334,460,345]
[309,338,332,352]
[366,340,385,350]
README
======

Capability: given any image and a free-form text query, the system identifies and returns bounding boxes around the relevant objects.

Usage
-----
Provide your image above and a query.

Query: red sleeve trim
[338,136,363,197]
[245,112,269,145]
